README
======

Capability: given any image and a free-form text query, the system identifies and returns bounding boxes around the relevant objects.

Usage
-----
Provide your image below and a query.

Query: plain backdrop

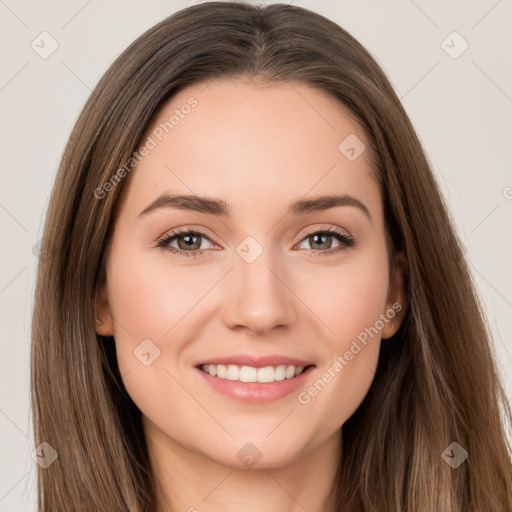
[0,1,511,510]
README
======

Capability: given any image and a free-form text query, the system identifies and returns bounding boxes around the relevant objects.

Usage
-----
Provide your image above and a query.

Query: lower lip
[194,365,316,404]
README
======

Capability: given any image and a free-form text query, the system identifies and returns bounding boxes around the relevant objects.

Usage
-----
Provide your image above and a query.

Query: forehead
[117,78,381,223]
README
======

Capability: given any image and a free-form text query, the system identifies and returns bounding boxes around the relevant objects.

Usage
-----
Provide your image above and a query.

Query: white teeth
[259,366,280,382]
[240,365,257,382]
[226,364,239,380]
[200,363,307,383]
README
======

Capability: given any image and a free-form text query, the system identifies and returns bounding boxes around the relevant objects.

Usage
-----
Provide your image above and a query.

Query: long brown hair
[31,2,512,510]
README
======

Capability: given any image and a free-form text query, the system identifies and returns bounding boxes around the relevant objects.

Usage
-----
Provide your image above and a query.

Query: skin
[96,78,407,512]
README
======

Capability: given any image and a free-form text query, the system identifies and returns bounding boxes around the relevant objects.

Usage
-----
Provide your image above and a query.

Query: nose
[221,248,298,335]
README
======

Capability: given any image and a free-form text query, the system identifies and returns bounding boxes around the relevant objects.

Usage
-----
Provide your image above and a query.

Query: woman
[31,2,512,511]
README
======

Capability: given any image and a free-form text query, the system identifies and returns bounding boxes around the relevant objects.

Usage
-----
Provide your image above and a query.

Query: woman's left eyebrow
[138,192,372,224]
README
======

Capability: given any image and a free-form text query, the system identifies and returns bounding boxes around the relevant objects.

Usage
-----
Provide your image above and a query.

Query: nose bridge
[221,235,297,333]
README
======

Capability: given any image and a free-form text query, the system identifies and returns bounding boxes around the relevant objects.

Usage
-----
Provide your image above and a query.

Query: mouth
[197,363,315,383]
[194,363,317,404]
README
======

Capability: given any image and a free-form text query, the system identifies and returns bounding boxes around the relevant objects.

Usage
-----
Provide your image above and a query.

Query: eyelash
[155,226,355,258]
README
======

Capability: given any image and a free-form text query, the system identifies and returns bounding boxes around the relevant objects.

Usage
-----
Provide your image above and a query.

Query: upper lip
[196,354,314,368]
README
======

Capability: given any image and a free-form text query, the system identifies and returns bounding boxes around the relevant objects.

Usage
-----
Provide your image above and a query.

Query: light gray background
[1,1,511,510]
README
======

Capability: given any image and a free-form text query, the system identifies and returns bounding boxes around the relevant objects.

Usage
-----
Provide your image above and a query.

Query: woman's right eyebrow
[138,193,230,217]
[138,192,372,224]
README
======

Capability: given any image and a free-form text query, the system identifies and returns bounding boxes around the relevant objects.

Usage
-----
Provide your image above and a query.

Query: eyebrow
[138,193,372,223]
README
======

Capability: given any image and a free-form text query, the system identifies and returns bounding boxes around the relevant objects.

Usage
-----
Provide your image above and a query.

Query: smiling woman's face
[96,78,406,470]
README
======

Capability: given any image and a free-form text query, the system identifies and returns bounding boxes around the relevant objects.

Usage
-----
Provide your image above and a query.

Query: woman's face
[96,78,406,469]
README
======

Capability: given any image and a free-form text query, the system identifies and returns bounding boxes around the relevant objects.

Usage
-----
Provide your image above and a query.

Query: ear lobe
[382,251,408,340]
[95,282,114,336]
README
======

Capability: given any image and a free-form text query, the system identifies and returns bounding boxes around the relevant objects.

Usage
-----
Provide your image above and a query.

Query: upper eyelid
[301,225,351,238]
[159,227,217,246]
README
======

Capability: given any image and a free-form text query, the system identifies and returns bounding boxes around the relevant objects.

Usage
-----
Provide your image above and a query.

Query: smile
[200,363,309,383]
[195,364,317,404]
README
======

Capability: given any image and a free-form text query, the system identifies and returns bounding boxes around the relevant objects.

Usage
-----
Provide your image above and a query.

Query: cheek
[334,272,387,346]
[105,251,209,419]
[294,255,388,424]
[300,254,389,352]
[107,248,211,343]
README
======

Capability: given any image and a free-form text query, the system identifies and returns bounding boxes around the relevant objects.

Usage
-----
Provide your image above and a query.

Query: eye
[295,227,355,257]
[155,226,355,258]
[155,228,216,258]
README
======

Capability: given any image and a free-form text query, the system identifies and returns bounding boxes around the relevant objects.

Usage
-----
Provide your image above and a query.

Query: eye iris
[310,233,332,250]
[178,233,201,250]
